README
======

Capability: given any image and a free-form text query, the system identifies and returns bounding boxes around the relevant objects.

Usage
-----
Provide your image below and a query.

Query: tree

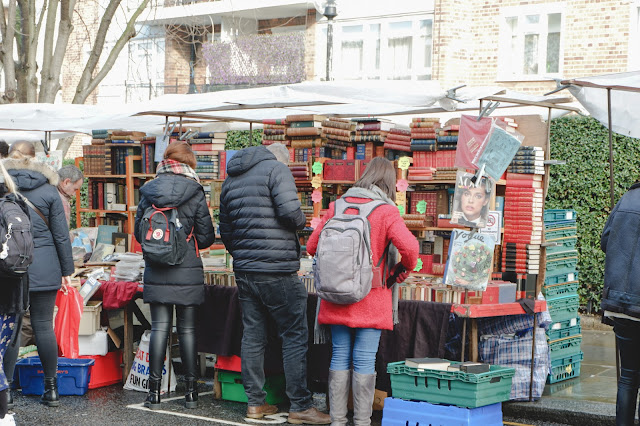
[0,0,150,154]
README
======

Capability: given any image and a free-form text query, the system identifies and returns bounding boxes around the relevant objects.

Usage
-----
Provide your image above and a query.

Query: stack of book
[383,127,412,152]
[288,161,310,181]
[321,117,354,157]
[503,173,543,246]
[83,139,106,175]
[410,118,440,151]
[508,146,544,175]
[286,114,325,161]
[501,243,541,275]
[140,137,157,174]
[436,124,459,151]
[352,118,389,159]
[261,119,288,146]
[190,134,226,179]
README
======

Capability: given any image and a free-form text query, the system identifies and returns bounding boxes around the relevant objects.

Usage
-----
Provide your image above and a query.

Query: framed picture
[112,232,129,254]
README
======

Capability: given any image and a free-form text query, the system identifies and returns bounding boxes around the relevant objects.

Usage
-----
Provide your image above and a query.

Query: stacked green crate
[543,209,583,383]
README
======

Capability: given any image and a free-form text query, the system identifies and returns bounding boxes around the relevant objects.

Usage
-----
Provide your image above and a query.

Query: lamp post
[323,0,337,81]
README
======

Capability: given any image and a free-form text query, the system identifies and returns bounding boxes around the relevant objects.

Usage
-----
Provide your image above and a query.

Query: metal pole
[607,88,615,209]
[249,122,253,145]
[529,313,537,402]
[323,1,337,81]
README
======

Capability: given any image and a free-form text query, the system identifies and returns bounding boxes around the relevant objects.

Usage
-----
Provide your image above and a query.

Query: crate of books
[543,281,580,299]
[548,335,583,361]
[547,352,583,384]
[387,359,515,408]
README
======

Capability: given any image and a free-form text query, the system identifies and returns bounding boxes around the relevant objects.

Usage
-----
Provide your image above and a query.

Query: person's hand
[390,263,409,284]
[61,276,71,292]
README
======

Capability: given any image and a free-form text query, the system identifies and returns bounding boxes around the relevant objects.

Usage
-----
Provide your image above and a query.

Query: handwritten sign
[416,200,427,214]
[396,179,409,192]
[395,191,406,205]
[311,175,323,189]
[414,258,423,272]
[398,157,411,170]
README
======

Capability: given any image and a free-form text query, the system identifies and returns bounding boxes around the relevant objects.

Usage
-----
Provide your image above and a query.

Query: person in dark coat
[0,163,28,424]
[2,141,74,408]
[134,141,215,410]
[219,143,330,425]
[601,181,640,426]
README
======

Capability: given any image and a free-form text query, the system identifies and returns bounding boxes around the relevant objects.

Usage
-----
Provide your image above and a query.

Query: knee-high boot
[184,378,198,409]
[144,379,162,410]
[41,377,59,407]
[351,371,376,426]
[328,370,350,426]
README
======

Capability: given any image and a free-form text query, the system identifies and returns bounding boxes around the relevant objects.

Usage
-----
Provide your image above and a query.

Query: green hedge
[547,116,640,312]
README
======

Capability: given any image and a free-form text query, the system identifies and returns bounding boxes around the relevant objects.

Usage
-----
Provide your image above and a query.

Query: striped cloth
[156,158,200,183]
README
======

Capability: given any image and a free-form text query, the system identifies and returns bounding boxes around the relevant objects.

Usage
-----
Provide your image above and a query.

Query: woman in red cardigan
[307,157,419,426]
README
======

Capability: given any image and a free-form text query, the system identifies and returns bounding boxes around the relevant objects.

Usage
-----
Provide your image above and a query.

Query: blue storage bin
[381,397,502,426]
[17,357,94,396]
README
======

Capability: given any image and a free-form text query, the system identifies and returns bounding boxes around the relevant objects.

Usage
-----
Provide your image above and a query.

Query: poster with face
[451,170,494,228]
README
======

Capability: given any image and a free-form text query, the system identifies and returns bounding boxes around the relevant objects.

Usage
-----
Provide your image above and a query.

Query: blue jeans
[236,272,312,412]
[330,325,381,374]
[613,317,640,426]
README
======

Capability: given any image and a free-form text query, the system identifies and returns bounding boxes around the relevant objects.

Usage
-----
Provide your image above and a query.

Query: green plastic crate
[544,222,577,239]
[546,322,582,341]
[543,281,580,299]
[544,209,577,222]
[547,352,583,384]
[545,236,578,254]
[217,371,287,404]
[548,316,580,332]
[545,271,578,286]
[387,361,515,408]
[546,258,578,277]
[548,294,579,322]
[549,335,582,361]
[546,250,578,262]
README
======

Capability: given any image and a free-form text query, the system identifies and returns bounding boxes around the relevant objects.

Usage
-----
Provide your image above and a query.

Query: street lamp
[323,0,337,81]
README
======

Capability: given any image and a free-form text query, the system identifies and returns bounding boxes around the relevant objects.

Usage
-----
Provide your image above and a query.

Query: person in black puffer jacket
[134,141,215,411]
[219,144,330,425]
[2,141,74,408]
[0,163,28,423]
[601,181,640,426]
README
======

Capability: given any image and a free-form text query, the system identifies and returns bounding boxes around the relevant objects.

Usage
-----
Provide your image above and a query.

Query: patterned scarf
[156,158,200,183]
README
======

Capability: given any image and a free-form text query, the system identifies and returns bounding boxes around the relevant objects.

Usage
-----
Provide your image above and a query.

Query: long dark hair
[353,157,396,201]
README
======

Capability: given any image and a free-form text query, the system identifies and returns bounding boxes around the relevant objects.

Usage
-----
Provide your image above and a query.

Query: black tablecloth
[196,285,452,392]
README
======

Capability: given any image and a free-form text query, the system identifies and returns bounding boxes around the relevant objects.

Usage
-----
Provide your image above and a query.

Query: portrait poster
[451,170,494,229]
[444,229,496,291]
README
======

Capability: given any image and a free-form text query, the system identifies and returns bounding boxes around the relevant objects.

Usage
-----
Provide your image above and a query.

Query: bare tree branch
[33,0,47,51]
[0,0,18,103]
[41,0,59,79]
[73,0,122,100]
[73,0,150,104]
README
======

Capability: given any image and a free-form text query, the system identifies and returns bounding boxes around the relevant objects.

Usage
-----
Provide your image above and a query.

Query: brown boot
[247,403,278,419]
[288,407,331,425]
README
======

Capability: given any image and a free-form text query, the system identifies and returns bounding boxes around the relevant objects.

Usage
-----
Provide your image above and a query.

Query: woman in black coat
[0,162,29,423]
[2,142,74,408]
[134,141,215,410]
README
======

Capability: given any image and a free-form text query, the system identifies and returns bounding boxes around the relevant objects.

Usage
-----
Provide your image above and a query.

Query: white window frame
[321,15,434,82]
[629,1,640,70]
[497,3,565,81]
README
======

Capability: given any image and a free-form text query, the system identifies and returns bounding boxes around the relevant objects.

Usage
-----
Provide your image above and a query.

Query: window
[322,16,433,81]
[127,37,165,102]
[499,5,564,80]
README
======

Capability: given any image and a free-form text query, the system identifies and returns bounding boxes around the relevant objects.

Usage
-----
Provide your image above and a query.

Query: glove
[389,263,409,285]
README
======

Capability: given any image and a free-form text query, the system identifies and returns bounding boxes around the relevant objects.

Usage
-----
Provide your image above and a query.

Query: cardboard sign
[36,150,63,170]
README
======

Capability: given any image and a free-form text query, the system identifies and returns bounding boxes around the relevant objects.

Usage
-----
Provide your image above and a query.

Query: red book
[383,143,412,152]
[506,180,543,188]
[506,172,543,181]
[98,182,104,210]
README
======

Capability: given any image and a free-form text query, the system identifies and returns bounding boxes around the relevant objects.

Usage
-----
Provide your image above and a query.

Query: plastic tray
[545,236,578,254]
[547,352,583,384]
[546,258,578,278]
[548,316,580,332]
[545,271,578,286]
[546,250,578,262]
[549,335,582,361]
[546,322,582,341]
[387,361,515,408]
[544,281,580,299]
[381,397,503,426]
[544,209,577,222]
[217,371,287,404]
[548,295,580,322]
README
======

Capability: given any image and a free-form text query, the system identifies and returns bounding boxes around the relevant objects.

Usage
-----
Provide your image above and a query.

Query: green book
[289,121,322,128]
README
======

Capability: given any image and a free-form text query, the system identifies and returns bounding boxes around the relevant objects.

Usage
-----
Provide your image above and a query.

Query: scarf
[313,184,402,344]
[156,158,200,183]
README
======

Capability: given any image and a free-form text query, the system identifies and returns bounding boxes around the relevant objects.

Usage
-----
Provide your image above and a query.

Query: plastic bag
[472,120,524,181]
[54,286,84,358]
[454,115,494,169]
[123,330,176,394]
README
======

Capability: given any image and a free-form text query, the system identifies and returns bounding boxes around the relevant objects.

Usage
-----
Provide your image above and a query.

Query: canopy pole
[250,122,253,145]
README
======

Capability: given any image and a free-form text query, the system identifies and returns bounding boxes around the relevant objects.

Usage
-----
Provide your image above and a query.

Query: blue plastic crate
[381,397,503,426]
[544,209,577,222]
[17,357,94,396]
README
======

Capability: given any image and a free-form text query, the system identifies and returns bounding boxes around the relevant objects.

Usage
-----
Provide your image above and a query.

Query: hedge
[547,115,640,312]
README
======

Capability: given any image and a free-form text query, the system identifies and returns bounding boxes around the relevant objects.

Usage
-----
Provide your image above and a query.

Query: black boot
[144,379,162,410]
[184,378,198,409]
[41,377,59,407]
[5,381,12,410]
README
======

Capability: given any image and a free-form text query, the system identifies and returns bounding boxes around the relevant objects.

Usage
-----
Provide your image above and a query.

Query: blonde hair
[8,141,36,159]
[0,162,16,194]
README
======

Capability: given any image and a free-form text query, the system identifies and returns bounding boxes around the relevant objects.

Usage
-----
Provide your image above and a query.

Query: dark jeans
[4,290,58,380]
[613,317,640,426]
[236,272,312,412]
[149,304,198,382]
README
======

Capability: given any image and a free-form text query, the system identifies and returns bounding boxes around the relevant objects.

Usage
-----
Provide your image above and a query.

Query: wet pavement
[6,326,622,425]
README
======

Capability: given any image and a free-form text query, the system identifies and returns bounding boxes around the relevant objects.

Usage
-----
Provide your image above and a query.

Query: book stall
[1,82,587,424]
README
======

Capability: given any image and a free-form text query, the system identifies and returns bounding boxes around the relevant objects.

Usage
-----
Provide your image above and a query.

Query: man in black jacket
[219,143,329,424]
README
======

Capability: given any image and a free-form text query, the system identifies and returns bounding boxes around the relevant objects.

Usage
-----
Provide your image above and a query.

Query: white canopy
[564,71,640,138]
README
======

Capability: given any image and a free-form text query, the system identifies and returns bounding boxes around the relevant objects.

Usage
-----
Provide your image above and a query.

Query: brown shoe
[247,403,278,419]
[287,407,331,425]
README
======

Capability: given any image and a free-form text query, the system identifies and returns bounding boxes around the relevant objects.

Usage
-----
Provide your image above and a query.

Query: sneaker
[246,403,278,419]
[288,407,331,425]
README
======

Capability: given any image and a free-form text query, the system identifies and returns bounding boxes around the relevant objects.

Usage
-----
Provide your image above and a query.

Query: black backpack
[0,193,34,277]
[140,204,195,266]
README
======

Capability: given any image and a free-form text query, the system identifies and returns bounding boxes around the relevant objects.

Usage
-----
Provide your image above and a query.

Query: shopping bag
[54,286,84,358]
[123,330,177,394]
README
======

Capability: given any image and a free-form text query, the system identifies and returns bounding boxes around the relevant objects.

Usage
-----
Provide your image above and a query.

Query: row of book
[87,180,140,211]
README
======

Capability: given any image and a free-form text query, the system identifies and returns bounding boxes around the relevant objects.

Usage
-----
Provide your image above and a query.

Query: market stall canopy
[562,71,640,138]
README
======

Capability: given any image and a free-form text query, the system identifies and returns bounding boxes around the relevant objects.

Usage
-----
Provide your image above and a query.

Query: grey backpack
[140,204,193,266]
[313,198,387,304]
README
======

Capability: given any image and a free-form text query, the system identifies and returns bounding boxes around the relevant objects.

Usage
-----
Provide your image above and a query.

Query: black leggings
[149,304,198,382]
[4,290,58,379]
[613,317,640,426]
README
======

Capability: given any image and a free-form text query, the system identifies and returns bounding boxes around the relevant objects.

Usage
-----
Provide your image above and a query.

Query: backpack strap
[145,205,173,242]
[186,226,199,258]
[336,197,387,218]
[18,194,49,229]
